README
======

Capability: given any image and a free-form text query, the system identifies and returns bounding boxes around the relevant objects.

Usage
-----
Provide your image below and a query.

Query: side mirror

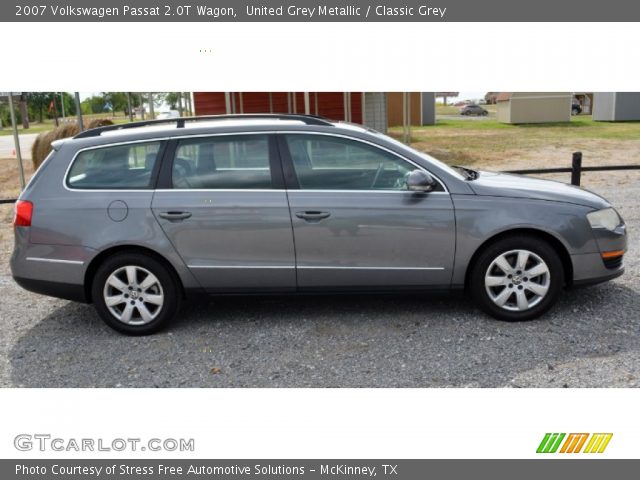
[406,170,437,192]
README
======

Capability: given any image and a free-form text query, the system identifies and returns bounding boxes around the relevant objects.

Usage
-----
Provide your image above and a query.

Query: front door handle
[159,211,192,221]
[295,211,331,222]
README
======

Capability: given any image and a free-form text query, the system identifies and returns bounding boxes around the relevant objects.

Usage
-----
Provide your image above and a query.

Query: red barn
[193,92,363,124]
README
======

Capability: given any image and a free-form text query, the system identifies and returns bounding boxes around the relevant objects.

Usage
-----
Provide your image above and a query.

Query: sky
[454,91,486,101]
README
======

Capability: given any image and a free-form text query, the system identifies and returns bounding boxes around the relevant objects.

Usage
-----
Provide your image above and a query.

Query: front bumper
[570,222,627,287]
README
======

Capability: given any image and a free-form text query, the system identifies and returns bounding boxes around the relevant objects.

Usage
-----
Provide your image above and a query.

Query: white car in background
[155,110,180,120]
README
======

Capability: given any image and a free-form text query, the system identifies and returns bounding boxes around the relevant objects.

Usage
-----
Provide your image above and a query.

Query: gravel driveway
[0,174,637,388]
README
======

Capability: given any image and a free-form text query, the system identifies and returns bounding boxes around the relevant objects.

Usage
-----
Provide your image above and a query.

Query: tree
[81,95,107,114]
[19,94,29,129]
[161,93,180,110]
[103,92,140,115]
[58,92,76,117]
[26,92,55,123]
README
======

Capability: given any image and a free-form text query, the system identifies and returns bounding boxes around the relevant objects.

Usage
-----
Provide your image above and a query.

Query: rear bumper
[12,276,88,302]
[11,230,93,303]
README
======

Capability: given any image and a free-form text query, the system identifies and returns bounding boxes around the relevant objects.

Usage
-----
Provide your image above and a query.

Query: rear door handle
[295,211,331,221]
[159,211,192,221]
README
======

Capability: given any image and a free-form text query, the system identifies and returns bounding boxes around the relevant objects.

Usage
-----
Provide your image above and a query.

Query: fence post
[571,152,582,186]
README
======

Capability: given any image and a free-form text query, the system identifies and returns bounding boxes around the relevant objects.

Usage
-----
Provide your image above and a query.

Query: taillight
[13,200,33,227]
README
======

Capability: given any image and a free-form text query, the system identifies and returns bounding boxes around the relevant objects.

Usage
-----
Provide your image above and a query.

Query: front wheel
[469,236,564,321]
[92,252,181,335]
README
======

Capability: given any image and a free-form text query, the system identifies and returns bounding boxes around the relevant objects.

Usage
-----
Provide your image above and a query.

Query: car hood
[467,171,610,209]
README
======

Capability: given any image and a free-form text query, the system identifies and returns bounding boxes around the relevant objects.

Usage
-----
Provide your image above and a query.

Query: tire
[469,235,564,321]
[91,252,181,335]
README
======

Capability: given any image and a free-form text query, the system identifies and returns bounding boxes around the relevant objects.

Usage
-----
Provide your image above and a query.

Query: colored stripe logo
[537,433,612,453]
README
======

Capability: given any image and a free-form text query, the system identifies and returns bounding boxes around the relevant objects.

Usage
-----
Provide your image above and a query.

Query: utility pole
[127,93,133,121]
[177,92,184,117]
[403,92,412,144]
[186,92,193,116]
[60,92,66,121]
[74,92,84,131]
[8,94,26,188]
[139,93,145,120]
[148,93,155,119]
[52,96,59,127]
[19,94,29,129]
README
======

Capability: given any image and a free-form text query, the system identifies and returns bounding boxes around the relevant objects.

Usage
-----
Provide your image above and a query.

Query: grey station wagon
[11,114,627,334]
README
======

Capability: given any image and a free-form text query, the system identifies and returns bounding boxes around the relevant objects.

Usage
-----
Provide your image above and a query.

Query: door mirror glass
[406,170,437,192]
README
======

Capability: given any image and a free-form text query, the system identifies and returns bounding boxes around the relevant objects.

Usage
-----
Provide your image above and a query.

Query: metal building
[593,92,640,121]
[496,92,573,124]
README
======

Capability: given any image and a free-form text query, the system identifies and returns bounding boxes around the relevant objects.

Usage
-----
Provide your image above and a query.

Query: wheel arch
[464,228,573,290]
[84,245,186,303]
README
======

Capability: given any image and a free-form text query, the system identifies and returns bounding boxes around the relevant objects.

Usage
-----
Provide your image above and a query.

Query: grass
[0,123,53,135]
[435,104,462,115]
[389,115,640,168]
[0,113,134,136]
[435,103,497,116]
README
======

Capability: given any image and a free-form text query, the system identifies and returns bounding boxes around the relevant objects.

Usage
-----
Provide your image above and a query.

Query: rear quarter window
[67,142,162,189]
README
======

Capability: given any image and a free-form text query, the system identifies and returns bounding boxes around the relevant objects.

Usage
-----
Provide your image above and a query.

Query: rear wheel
[92,253,180,335]
[469,236,564,321]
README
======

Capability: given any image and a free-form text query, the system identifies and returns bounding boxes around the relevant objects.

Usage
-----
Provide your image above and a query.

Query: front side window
[284,134,416,190]
[67,142,161,189]
[172,135,272,189]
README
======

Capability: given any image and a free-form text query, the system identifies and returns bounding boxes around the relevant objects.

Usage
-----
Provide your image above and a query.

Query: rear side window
[172,135,272,189]
[67,142,162,189]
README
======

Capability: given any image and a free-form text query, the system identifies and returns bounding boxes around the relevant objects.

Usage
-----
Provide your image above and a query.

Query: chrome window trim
[153,189,446,195]
[62,130,450,194]
[63,138,166,193]
[287,190,449,195]
[26,257,84,266]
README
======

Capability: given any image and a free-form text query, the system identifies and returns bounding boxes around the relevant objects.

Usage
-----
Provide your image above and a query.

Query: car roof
[62,114,372,149]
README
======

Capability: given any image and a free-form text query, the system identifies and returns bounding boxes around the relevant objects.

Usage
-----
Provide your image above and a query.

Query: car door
[279,132,456,289]
[151,133,296,292]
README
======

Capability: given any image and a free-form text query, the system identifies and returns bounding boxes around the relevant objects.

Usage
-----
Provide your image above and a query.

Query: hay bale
[85,118,114,130]
[31,119,113,169]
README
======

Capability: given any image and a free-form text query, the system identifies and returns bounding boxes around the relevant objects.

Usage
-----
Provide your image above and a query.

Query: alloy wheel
[102,265,165,325]
[484,249,551,312]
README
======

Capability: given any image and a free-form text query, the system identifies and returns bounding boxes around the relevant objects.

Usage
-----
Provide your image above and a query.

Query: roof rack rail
[73,114,334,139]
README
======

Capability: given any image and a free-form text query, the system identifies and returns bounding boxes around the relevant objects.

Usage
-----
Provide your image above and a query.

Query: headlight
[587,208,622,231]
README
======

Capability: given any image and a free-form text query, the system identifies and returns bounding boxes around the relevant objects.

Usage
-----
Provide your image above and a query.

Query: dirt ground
[394,117,640,172]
